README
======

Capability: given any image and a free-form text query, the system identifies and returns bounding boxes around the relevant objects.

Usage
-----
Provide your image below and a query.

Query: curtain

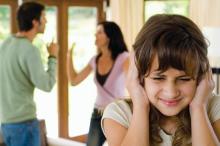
[109,0,144,51]
[189,0,220,27]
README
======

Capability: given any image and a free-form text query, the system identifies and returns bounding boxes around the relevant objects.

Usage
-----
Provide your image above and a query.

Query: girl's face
[144,56,197,116]
[95,25,109,48]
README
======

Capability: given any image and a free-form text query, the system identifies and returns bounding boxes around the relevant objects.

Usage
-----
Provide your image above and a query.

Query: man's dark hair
[17,1,45,31]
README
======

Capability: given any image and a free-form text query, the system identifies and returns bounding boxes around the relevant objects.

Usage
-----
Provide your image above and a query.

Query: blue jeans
[1,119,41,146]
[86,108,106,146]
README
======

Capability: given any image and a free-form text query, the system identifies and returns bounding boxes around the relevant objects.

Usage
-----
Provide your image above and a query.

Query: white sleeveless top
[101,95,220,146]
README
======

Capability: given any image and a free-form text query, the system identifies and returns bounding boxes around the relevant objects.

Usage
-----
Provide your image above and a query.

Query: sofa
[47,137,85,146]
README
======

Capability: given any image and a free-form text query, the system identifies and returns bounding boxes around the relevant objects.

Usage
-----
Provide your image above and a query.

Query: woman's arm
[190,69,220,146]
[103,52,150,146]
[66,48,92,86]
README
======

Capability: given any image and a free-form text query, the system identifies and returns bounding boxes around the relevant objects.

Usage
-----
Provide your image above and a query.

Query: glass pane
[202,28,220,94]
[0,5,10,47]
[145,0,189,21]
[68,6,97,137]
[203,28,220,67]
[33,6,58,138]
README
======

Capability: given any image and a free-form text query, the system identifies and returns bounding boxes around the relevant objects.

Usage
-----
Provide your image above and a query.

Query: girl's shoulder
[102,99,132,128]
[207,93,220,108]
[207,94,220,123]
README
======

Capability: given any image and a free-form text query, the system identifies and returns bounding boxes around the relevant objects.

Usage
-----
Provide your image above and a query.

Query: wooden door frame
[0,0,18,33]
[62,0,105,142]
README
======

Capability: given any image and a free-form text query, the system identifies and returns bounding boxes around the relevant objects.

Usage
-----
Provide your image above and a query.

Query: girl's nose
[162,82,180,99]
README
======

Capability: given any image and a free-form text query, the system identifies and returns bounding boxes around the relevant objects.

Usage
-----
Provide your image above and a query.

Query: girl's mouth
[160,98,181,106]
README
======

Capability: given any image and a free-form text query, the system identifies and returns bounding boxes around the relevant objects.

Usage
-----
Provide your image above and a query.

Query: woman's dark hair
[17,2,45,31]
[98,21,128,60]
[132,14,209,146]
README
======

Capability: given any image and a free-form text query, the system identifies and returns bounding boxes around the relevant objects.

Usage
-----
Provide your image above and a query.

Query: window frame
[0,0,18,33]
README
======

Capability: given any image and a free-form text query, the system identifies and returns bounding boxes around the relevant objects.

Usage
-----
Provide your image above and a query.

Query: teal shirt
[0,35,57,123]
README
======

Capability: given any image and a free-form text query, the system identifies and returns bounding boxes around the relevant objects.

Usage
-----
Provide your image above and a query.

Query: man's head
[17,1,46,33]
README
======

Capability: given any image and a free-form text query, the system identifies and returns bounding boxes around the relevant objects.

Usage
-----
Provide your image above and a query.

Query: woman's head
[96,21,128,60]
[133,14,209,86]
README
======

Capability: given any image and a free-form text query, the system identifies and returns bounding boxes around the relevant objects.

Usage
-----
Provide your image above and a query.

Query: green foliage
[68,7,97,19]
[0,6,9,18]
[0,6,10,44]
[163,1,189,16]
[145,0,189,21]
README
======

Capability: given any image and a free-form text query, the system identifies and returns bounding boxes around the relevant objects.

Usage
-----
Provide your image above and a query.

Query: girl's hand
[126,52,149,109]
[191,68,215,107]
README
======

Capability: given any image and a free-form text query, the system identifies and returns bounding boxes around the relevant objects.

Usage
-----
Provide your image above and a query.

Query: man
[0,1,58,146]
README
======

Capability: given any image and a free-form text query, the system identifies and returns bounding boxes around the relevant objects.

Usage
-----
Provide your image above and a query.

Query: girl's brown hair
[132,14,209,146]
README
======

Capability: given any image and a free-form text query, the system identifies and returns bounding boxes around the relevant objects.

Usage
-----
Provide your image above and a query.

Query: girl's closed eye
[152,77,165,80]
[149,75,166,81]
[178,76,192,82]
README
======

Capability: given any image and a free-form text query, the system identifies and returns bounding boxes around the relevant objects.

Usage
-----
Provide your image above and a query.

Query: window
[68,6,97,137]
[33,6,58,137]
[145,0,189,21]
[0,5,10,47]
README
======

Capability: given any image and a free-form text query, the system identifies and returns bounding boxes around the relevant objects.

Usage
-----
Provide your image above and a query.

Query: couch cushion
[47,137,85,146]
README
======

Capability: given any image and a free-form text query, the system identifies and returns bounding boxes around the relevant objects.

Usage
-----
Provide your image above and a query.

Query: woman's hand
[126,52,149,109]
[190,68,215,107]
[67,48,72,59]
[67,43,75,59]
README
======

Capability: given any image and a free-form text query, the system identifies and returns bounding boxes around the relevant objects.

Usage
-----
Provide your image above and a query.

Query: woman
[101,14,220,146]
[67,21,129,146]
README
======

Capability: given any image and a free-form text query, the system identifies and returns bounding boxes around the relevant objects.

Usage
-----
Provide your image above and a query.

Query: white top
[101,95,220,146]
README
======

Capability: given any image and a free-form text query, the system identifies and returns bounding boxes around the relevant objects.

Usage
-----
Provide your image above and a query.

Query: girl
[101,14,220,146]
